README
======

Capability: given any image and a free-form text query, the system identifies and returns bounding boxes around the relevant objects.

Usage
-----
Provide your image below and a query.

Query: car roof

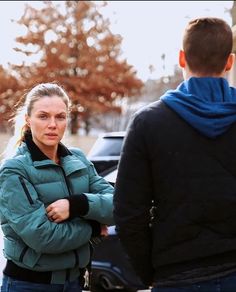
[99,131,126,138]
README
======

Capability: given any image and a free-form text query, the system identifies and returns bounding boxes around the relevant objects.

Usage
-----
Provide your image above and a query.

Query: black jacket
[114,100,236,286]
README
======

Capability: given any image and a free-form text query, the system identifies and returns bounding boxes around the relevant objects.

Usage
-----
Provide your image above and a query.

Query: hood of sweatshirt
[161,77,236,138]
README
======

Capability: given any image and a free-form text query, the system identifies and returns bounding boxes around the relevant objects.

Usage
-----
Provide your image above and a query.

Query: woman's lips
[45,133,58,138]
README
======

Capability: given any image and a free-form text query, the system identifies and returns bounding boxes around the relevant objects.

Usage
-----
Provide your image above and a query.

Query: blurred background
[1,1,236,290]
[0,1,235,156]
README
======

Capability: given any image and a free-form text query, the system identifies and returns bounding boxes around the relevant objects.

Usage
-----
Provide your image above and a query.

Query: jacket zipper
[58,166,73,280]
[18,177,34,205]
[58,166,72,196]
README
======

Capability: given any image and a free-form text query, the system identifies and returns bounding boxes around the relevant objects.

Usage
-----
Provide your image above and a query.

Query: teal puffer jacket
[0,141,114,284]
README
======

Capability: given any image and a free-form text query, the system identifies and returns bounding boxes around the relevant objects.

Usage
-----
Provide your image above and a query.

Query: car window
[89,137,123,157]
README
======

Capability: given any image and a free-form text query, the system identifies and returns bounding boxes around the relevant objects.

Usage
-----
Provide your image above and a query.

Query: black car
[90,225,147,292]
[87,131,125,177]
[88,132,147,291]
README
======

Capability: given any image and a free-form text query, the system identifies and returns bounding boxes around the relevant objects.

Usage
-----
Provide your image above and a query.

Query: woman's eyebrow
[36,110,67,114]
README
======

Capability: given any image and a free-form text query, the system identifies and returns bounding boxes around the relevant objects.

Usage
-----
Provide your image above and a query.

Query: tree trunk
[84,119,90,135]
[70,111,79,135]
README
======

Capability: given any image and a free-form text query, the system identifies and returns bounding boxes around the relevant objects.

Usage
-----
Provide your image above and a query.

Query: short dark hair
[183,17,233,75]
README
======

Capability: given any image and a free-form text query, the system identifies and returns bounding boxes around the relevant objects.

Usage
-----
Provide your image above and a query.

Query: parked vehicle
[102,168,117,185]
[90,170,147,292]
[90,225,146,292]
[89,132,147,291]
[87,131,125,176]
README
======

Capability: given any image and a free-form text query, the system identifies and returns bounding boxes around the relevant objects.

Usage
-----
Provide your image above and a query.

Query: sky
[0,1,234,82]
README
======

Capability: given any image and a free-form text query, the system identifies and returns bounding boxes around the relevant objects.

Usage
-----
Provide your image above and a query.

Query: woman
[0,83,114,291]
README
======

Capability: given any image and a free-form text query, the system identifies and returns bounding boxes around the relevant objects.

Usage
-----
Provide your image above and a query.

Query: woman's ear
[179,50,186,68]
[225,53,235,72]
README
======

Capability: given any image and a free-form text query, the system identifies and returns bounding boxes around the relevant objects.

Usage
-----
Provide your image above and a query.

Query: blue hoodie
[161,77,236,138]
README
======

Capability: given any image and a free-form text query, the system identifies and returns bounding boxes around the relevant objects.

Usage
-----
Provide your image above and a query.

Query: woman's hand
[46,199,69,223]
[100,224,109,237]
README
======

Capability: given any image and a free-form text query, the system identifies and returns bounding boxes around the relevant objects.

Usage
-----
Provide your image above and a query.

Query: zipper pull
[84,269,90,290]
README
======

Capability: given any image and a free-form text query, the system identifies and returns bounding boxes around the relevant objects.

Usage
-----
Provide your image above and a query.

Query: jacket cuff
[87,220,101,237]
[67,194,89,218]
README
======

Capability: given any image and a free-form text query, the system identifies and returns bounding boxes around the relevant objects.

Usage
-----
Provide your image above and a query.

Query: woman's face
[26,96,68,151]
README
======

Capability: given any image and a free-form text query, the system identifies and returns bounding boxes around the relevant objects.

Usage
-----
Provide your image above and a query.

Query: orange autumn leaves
[0,1,143,133]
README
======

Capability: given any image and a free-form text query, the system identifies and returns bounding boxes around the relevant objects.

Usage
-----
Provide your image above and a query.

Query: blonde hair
[4,83,71,158]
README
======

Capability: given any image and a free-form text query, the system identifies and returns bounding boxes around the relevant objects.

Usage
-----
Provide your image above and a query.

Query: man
[114,17,236,291]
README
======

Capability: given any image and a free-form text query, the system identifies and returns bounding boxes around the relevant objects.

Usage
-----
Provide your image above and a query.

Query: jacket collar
[24,132,72,162]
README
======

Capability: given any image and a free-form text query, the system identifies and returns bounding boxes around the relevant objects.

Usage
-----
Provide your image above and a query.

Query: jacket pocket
[34,243,90,271]
[3,237,41,268]
[18,177,33,205]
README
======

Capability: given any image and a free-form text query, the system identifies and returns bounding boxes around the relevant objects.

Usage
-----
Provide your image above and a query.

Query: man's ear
[225,53,235,72]
[179,50,186,68]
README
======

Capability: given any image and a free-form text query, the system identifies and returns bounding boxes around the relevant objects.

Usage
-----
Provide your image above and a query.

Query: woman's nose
[48,118,56,127]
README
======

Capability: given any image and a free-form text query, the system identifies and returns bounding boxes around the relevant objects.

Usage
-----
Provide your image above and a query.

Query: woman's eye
[57,116,66,120]
[39,115,47,119]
